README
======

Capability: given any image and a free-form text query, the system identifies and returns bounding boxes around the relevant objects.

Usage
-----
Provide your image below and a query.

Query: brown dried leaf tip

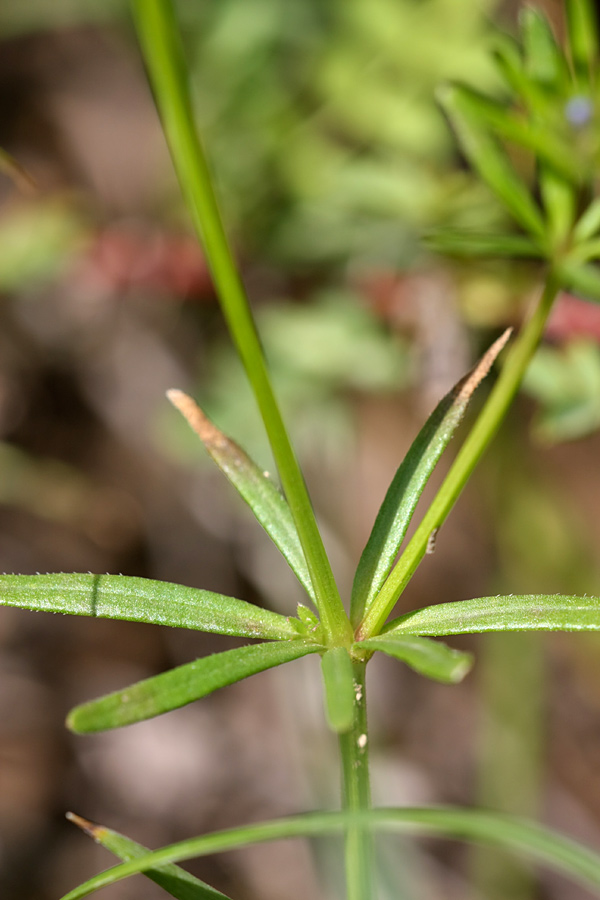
[456,327,512,402]
[66,811,105,840]
[167,389,227,449]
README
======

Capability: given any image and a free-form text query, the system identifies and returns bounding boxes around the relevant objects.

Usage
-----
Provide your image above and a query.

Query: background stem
[338,661,374,900]
[359,273,560,638]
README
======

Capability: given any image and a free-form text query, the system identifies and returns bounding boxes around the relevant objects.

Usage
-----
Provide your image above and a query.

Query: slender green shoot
[131,0,350,642]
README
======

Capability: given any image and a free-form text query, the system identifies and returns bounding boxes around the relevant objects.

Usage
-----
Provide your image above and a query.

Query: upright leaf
[383,594,600,637]
[351,330,511,625]
[520,6,568,86]
[0,572,297,641]
[566,0,598,74]
[321,647,355,733]
[355,635,472,684]
[68,639,320,733]
[168,390,316,605]
[67,813,230,900]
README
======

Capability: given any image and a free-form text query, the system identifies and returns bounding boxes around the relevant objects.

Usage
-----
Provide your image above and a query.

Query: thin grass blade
[66,813,230,900]
[383,594,600,637]
[351,330,511,625]
[558,261,600,301]
[67,640,320,733]
[168,390,316,606]
[574,198,600,242]
[0,572,297,641]
[356,635,473,684]
[58,807,600,899]
[321,647,355,733]
[427,230,541,258]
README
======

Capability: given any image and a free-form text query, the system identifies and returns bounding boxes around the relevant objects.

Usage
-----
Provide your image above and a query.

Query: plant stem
[359,272,560,638]
[338,661,374,900]
[131,0,350,642]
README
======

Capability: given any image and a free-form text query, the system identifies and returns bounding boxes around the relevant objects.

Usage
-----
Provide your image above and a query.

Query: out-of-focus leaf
[356,635,472,684]
[447,85,577,182]
[0,573,298,641]
[66,813,230,900]
[539,165,575,248]
[493,37,548,113]
[566,0,598,74]
[67,640,320,733]
[520,6,568,86]
[168,390,316,606]
[321,646,354,733]
[383,594,600,637]
[351,330,511,625]
[427,229,541,258]
[438,83,546,237]
[574,198,600,242]
[58,807,600,900]
[558,262,600,302]
[0,148,36,193]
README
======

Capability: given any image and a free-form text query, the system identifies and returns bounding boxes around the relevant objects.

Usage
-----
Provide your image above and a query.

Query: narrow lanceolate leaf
[520,6,568,86]
[382,594,600,638]
[558,261,600,302]
[427,230,541,259]
[574,198,600,242]
[168,390,316,606]
[58,807,600,900]
[566,0,598,74]
[67,640,320,733]
[321,647,355,733]
[356,635,472,685]
[438,83,546,239]
[66,813,230,900]
[0,573,297,641]
[351,330,511,626]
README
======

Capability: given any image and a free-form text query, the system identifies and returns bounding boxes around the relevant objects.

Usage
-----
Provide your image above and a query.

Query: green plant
[4,0,600,897]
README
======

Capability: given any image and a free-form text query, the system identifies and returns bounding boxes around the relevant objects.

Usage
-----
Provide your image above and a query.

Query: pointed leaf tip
[455,327,512,402]
[66,812,103,839]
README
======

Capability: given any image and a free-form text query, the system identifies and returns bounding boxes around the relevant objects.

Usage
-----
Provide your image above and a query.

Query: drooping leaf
[566,0,598,74]
[383,594,600,637]
[356,635,472,685]
[351,330,511,625]
[0,572,297,641]
[66,813,230,900]
[67,640,320,733]
[520,6,569,86]
[438,83,546,238]
[321,647,355,733]
[168,391,316,606]
[446,85,577,183]
[58,807,600,900]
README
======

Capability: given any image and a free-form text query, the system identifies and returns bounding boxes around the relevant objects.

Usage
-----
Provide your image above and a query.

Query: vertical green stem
[359,273,560,638]
[131,0,350,642]
[338,661,374,900]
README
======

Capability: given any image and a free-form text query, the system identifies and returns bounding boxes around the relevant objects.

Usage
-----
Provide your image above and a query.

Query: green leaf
[574,197,600,242]
[427,229,541,259]
[383,594,600,637]
[566,0,598,74]
[58,807,600,900]
[520,6,568,86]
[321,647,355,732]
[356,635,473,684]
[351,330,511,626]
[67,640,320,733]
[447,85,578,184]
[0,572,297,641]
[493,37,549,114]
[438,83,546,238]
[168,391,316,606]
[66,813,230,900]
[558,261,600,301]
[539,165,575,248]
